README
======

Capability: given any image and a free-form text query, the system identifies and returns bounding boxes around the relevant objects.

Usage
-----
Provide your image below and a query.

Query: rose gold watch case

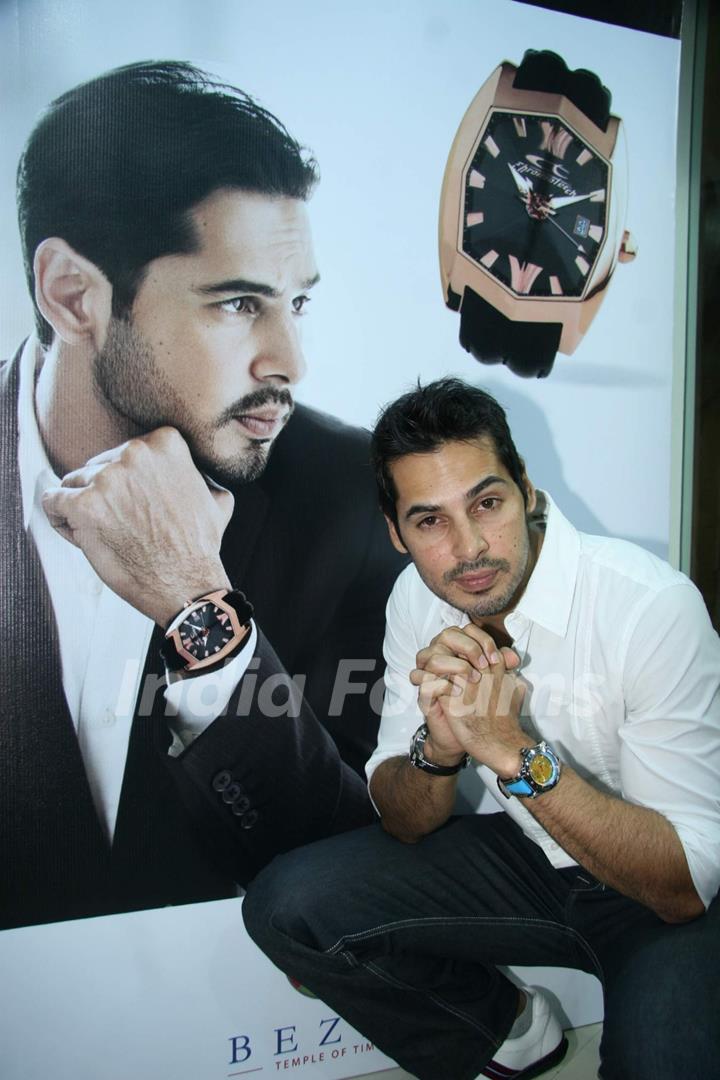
[439,61,631,355]
[167,589,247,672]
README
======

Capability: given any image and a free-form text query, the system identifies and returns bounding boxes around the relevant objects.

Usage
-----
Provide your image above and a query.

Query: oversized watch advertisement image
[440,49,637,378]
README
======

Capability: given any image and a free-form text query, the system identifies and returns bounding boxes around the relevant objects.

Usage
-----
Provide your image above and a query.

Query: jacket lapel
[0,347,112,928]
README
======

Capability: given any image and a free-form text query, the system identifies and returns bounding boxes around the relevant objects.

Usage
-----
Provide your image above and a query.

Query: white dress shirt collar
[17,335,56,531]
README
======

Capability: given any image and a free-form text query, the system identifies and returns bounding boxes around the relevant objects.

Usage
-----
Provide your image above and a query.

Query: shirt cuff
[164,621,258,757]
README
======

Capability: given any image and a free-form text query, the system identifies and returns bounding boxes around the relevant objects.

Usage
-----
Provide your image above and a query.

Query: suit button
[222,781,244,804]
[231,795,251,815]
[240,810,259,830]
[212,770,232,792]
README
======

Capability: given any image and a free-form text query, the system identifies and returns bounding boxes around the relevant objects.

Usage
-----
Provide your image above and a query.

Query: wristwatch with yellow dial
[498,741,561,799]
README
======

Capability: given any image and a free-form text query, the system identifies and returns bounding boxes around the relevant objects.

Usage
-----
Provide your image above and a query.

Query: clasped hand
[410,624,527,776]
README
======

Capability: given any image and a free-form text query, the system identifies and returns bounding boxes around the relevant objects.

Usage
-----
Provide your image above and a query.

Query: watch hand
[548,190,603,211]
[546,214,586,253]
[507,163,533,197]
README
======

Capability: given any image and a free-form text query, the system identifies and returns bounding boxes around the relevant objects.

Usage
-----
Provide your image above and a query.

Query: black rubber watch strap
[459,288,561,378]
[220,589,254,626]
[513,49,611,132]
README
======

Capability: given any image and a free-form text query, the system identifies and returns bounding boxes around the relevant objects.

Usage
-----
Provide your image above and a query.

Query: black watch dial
[461,109,610,299]
[179,602,236,662]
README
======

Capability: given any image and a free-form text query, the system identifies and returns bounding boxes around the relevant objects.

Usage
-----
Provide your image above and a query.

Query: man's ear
[384,514,408,555]
[515,455,537,514]
[34,238,112,348]
[523,472,537,514]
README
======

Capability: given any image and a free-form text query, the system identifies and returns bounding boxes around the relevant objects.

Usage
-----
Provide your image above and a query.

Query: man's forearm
[525,766,704,923]
[369,755,458,843]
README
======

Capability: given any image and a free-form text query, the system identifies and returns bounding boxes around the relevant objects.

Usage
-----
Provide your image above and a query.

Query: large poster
[0,1,681,1077]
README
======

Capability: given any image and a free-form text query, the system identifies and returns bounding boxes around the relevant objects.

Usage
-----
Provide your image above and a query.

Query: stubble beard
[92,316,287,487]
[430,526,532,621]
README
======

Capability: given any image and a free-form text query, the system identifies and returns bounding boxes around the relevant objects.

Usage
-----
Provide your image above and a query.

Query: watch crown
[618,229,638,263]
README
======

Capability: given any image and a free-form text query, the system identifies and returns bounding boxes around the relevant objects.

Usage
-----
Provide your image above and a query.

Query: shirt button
[102,708,115,726]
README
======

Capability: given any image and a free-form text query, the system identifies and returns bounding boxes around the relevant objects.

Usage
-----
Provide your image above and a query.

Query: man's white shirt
[18,337,255,842]
[368,492,720,910]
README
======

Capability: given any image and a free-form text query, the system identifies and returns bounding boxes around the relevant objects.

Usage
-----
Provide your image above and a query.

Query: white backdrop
[0,2,679,1077]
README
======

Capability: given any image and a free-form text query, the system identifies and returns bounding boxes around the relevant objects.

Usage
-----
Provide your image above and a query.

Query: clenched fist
[42,427,234,626]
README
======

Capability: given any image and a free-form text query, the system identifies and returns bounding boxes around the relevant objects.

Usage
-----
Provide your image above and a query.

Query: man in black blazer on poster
[0,61,404,931]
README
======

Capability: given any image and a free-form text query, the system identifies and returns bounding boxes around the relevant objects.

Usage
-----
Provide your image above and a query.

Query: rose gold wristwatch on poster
[439,49,637,378]
[161,589,253,675]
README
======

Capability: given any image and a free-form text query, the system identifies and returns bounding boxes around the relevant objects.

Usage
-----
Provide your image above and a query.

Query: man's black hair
[371,376,527,528]
[17,60,319,346]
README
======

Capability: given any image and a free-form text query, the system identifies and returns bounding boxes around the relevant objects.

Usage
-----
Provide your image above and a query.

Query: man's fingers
[501,646,521,670]
[59,463,106,490]
[411,667,467,696]
[414,669,462,709]
[416,641,455,668]
[418,625,500,673]
[41,488,84,547]
[456,623,510,667]
[413,653,482,683]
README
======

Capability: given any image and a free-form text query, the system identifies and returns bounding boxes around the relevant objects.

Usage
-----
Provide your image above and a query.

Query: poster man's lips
[237,408,288,421]
[234,409,290,437]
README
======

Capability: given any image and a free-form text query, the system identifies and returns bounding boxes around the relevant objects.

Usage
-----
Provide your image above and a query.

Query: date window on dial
[574,215,591,238]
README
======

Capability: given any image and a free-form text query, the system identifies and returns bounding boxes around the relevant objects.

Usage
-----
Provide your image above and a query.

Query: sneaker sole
[482,1034,569,1079]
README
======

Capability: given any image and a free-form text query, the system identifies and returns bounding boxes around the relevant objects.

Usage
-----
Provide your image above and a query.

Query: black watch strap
[214,589,254,625]
[458,287,561,379]
[514,49,611,132]
[409,724,469,776]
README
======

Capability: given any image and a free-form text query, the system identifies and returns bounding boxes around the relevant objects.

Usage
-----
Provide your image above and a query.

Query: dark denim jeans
[243,813,720,1080]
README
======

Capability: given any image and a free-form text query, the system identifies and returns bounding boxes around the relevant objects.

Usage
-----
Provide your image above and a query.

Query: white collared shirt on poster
[17,337,255,843]
[367,492,720,910]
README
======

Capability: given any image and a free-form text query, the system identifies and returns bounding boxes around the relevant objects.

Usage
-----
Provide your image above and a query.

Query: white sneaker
[478,986,568,1079]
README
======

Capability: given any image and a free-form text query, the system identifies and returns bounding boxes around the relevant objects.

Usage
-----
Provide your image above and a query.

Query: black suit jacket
[0,346,405,930]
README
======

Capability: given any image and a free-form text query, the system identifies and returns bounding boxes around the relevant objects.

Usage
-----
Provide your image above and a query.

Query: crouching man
[243,377,720,1080]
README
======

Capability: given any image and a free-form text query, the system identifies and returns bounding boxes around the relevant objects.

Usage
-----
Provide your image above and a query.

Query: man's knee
[601,909,720,1079]
[243,845,329,954]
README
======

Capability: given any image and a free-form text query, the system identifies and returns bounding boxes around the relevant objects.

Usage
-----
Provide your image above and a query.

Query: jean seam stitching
[326,915,577,953]
[326,914,604,982]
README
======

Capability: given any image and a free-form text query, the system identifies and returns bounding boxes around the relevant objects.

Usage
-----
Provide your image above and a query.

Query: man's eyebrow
[404,475,507,522]
[466,475,507,500]
[195,272,320,297]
